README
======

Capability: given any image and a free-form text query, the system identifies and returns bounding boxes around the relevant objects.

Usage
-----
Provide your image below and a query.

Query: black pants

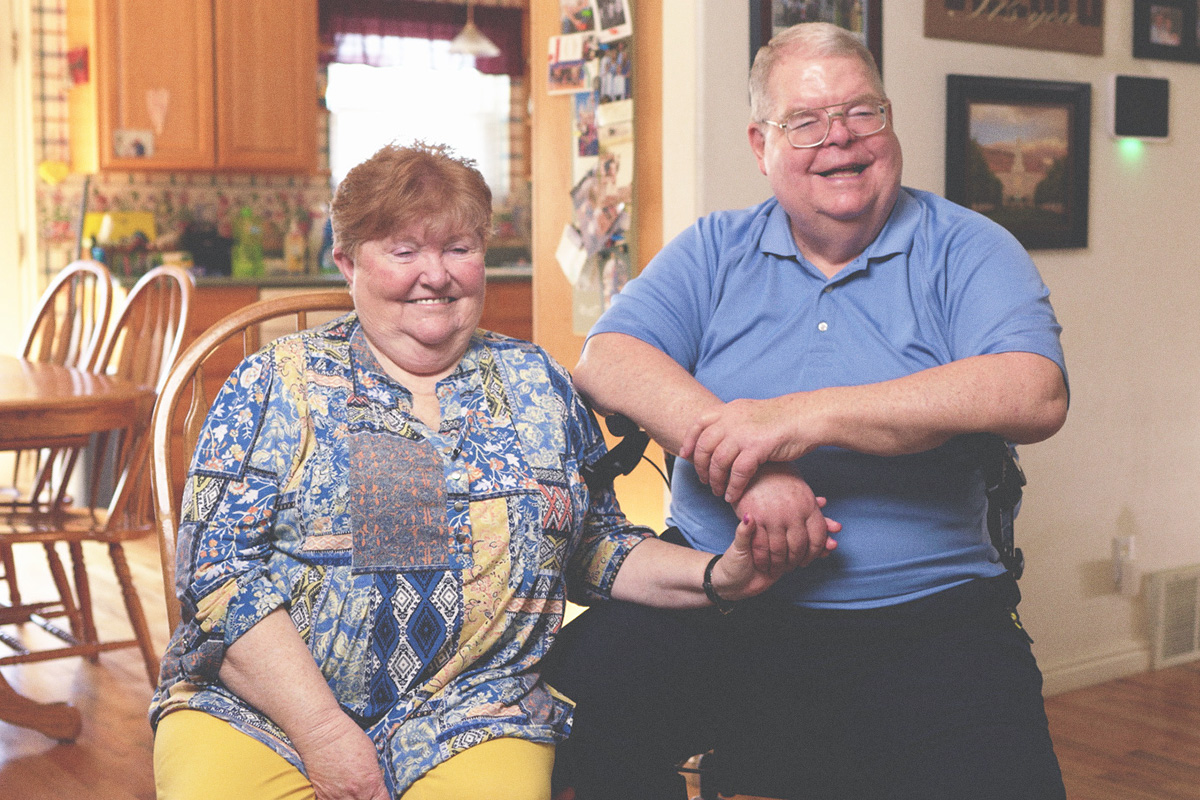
[542,576,1066,800]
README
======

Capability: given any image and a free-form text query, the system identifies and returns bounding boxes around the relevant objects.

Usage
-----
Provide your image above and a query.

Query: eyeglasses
[759,100,891,149]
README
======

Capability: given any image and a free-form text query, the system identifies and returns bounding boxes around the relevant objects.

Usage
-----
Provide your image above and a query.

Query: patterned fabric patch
[348,432,454,572]
[539,483,572,531]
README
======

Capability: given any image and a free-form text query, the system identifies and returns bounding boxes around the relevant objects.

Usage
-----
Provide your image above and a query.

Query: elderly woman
[149,142,793,800]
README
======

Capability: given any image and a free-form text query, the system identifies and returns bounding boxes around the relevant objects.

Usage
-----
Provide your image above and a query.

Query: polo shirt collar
[758,187,917,276]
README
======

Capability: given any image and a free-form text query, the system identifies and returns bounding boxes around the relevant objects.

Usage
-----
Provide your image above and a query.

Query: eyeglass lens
[785,104,887,148]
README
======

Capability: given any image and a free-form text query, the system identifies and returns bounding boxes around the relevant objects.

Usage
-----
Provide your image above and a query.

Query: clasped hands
[680,396,840,576]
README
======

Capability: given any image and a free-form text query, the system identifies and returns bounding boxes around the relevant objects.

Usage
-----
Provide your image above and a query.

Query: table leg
[0,670,82,742]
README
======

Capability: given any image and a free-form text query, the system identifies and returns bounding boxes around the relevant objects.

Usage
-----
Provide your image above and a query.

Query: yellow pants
[154,709,555,800]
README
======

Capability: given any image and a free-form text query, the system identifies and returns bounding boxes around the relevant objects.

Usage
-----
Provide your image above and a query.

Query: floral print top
[148,313,652,795]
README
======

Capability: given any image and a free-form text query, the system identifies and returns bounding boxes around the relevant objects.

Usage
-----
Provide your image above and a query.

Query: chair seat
[0,507,153,543]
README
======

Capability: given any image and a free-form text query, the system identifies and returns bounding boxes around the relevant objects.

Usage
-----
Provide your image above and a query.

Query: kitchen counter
[118,264,531,289]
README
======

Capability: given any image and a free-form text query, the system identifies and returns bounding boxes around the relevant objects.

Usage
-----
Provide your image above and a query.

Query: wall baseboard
[1041,645,1151,696]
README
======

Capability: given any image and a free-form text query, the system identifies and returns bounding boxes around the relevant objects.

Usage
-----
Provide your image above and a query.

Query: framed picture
[945,75,1091,250]
[925,0,1104,56]
[1133,0,1200,62]
[750,0,882,74]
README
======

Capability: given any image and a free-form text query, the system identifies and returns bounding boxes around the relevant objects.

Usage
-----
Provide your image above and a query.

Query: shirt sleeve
[172,342,309,684]
[588,216,720,373]
[932,204,1068,389]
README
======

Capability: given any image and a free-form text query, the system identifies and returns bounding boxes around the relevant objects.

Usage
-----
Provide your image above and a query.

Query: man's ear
[748,123,769,176]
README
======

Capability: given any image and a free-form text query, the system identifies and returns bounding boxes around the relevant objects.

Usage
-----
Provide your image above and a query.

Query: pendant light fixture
[449,1,501,58]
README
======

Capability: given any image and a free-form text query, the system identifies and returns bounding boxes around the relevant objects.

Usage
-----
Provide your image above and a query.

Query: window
[325,37,511,199]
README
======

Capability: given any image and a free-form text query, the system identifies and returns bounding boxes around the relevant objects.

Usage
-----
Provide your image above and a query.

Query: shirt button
[453,500,466,511]
[823,286,833,293]
[817,322,829,332]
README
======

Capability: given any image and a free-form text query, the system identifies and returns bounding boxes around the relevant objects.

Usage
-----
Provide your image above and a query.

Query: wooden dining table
[0,354,154,741]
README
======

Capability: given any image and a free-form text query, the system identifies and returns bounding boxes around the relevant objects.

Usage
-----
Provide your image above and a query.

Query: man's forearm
[681,350,1067,503]
[574,332,721,454]
[811,351,1068,455]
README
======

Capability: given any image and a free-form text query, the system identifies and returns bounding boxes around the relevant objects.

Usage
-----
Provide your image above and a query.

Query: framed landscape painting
[945,75,1091,250]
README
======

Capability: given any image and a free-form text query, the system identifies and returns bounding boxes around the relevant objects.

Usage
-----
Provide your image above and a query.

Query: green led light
[1117,138,1145,161]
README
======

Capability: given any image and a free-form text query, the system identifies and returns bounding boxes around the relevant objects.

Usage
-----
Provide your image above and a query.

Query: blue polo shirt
[589,188,1067,608]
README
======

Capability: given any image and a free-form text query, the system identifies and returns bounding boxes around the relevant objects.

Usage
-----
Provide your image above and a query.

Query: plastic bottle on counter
[231,206,264,278]
[284,215,308,275]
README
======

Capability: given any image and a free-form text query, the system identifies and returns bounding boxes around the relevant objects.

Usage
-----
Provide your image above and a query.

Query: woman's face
[335,225,487,377]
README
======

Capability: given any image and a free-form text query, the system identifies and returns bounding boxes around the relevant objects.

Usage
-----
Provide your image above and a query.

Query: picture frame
[945,75,1091,250]
[750,0,882,74]
[1133,0,1200,63]
[924,0,1104,56]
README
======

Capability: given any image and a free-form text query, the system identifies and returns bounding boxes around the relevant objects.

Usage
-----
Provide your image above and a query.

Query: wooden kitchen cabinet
[68,0,317,173]
[481,278,533,342]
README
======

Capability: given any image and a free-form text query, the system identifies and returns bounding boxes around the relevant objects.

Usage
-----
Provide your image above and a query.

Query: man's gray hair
[749,22,884,121]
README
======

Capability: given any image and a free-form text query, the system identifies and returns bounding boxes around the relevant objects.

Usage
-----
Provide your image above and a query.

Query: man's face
[749,53,902,251]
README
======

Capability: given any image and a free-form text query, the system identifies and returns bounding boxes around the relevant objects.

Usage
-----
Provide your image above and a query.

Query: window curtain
[319,0,525,77]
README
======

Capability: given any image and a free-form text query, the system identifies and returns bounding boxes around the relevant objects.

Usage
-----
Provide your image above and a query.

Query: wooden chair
[18,259,113,369]
[1,260,113,613]
[0,266,193,685]
[150,290,354,632]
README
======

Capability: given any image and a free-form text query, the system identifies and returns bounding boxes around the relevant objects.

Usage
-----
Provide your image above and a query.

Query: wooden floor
[2,535,1199,800]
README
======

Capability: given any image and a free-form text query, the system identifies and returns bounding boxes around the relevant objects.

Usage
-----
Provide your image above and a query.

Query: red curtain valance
[319,1,525,77]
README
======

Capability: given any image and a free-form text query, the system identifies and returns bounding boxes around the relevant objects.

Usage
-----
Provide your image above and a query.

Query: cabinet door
[93,0,215,171]
[213,0,318,172]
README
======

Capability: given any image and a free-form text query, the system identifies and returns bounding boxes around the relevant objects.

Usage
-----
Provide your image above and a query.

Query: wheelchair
[572,414,1027,800]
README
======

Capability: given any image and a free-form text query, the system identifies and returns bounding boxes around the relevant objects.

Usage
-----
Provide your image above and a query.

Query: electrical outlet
[1112,535,1139,596]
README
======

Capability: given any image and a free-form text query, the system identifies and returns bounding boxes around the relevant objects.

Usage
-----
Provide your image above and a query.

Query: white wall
[667,1,1200,694]
[1,0,38,354]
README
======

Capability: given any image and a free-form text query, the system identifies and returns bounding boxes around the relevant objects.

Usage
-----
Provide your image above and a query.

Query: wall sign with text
[925,0,1104,56]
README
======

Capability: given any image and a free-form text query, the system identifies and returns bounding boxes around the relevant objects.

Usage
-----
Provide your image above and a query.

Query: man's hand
[732,464,839,576]
[680,396,818,504]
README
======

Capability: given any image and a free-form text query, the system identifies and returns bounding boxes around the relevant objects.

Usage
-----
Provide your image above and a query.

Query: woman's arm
[609,508,836,609]
[219,610,389,800]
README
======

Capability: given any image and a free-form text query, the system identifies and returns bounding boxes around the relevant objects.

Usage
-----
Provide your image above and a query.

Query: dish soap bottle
[231,206,264,278]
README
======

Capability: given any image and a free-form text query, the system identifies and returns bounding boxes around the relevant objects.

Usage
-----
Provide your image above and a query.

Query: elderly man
[544,22,1069,800]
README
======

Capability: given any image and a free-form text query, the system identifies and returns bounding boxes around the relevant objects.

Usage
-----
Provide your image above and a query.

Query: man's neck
[792,222,878,278]
[789,194,898,278]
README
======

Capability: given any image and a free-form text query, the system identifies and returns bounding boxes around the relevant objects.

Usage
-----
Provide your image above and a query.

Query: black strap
[581,412,650,493]
[974,433,1027,580]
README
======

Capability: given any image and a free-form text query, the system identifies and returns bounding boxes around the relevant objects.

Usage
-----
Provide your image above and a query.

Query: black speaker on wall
[1109,75,1169,141]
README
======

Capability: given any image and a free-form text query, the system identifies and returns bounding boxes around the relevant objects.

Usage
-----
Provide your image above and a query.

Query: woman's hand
[712,501,839,602]
[218,609,389,800]
[292,710,390,800]
[731,463,840,577]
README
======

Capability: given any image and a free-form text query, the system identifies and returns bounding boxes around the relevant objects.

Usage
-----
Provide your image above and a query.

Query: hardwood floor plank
[1047,662,1200,800]
[1,538,160,800]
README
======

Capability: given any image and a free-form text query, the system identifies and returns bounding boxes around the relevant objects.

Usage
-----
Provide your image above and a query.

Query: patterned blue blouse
[148,313,653,794]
